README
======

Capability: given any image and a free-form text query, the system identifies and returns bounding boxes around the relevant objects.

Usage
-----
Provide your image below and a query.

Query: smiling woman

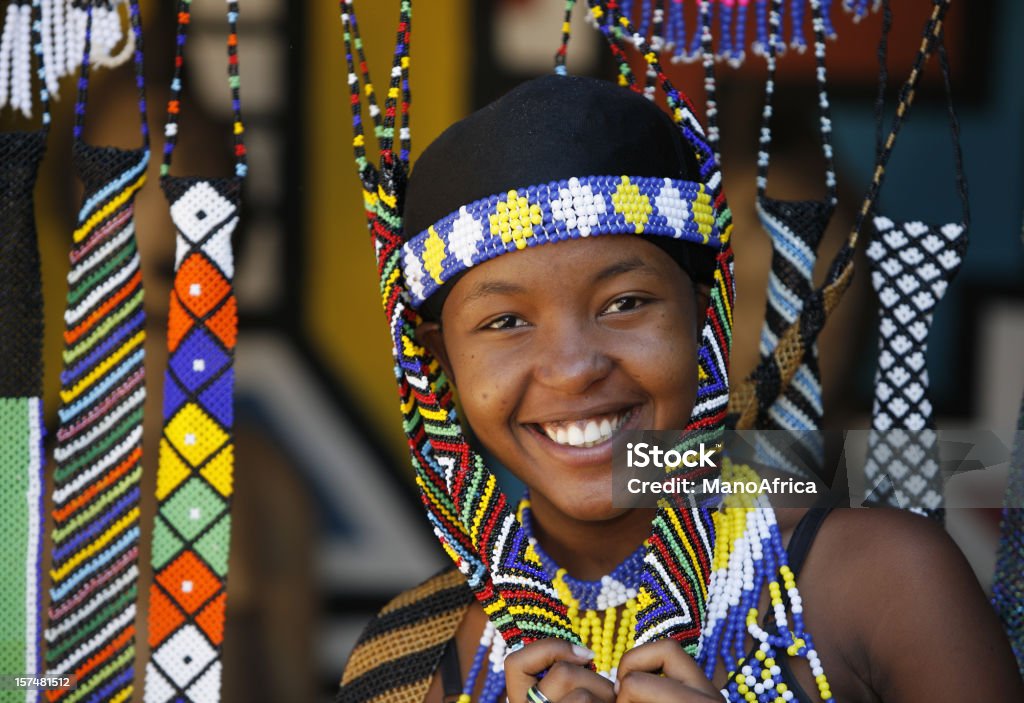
[333,4,1023,702]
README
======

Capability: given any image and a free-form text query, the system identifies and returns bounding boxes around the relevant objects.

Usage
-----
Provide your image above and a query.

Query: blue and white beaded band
[401,175,725,307]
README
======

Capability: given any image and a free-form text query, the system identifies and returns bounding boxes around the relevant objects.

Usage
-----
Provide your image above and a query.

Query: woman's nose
[532,320,613,394]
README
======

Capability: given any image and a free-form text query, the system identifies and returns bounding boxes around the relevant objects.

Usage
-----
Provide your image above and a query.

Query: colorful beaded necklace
[699,460,832,702]
[457,468,832,702]
[459,497,649,699]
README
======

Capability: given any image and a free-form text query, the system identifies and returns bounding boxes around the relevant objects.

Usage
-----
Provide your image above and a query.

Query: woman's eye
[603,296,646,314]
[484,314,526,330]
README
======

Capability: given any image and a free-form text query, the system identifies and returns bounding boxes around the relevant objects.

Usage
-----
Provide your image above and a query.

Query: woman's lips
[524,406,641,465]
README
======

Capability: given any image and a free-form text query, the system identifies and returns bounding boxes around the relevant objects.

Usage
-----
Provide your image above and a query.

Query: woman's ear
[416,320,455,384]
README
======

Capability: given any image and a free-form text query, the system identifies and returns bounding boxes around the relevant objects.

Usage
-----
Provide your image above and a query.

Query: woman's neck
[525,493,656,581]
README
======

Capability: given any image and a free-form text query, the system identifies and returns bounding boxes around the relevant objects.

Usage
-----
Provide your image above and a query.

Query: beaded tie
[862,0,968,522]
[43,4,149,700]
[750,0,837,480]
[0,0,48,688]
[143,1,246,701]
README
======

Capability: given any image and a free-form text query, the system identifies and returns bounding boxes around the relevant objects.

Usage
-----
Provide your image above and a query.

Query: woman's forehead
[447,236,685,303]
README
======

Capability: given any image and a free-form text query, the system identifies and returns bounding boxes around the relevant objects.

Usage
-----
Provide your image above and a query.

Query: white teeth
[538,409,632,448]
[568,425,585,447]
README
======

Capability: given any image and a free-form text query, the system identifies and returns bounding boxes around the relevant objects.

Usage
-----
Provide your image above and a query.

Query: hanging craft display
[143,1,246,700]
[43,3,149,701]
[1,0,133,115]
[595,0,881,67]
[0,0,48,690]
[861,0,968,521]
[992,392,1024,677]
[751,0,836,479]
[338,0,731,659]
[729,0,953,435]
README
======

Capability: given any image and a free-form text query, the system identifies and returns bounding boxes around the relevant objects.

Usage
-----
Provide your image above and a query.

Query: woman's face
[421,235,704,522]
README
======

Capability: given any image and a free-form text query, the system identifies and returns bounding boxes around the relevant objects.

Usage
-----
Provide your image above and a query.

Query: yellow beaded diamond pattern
[489,189,543,250]
[611,176,653,233]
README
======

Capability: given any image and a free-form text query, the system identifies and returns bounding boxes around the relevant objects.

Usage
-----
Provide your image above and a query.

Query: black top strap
[439,638,463,699]
[871,0,967,227]
[786,491,841,578]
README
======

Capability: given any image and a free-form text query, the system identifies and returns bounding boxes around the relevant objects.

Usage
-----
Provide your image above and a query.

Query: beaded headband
[402,175,722,307]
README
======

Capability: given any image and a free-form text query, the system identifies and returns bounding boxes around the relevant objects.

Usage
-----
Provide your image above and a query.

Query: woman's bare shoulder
[799,507,1024,701]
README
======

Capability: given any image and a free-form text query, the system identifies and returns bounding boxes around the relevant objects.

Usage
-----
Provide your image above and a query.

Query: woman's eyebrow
[462,280,527,304]
[594,257,650,282]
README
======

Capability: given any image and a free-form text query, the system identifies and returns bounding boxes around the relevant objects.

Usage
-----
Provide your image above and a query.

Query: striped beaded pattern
[337,569,474,703]
[0,398,45,698]
[750,0,836,477]
[43,4,149,700]
[144,1,245,700]
[401,175,721,307]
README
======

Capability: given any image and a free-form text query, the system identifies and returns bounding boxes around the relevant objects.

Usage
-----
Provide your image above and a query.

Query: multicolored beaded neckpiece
[458,497,650,699]
[698,461,832,702]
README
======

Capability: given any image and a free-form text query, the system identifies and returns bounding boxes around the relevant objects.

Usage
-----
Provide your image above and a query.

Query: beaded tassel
[862,2,968,521]
[992,393,1024,678]
[750,0,836,480]
[43,4,148,701]
[0,0,48,689]
[0,0,135,114]
[698,461,833,702]
[143,2,246,701]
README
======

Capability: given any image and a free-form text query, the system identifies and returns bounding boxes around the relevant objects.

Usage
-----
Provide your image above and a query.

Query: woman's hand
[504,639,615,703]
[614,640,723,702]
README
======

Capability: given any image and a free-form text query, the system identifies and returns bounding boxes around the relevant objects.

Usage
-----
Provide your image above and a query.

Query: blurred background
[5,0,1022,700]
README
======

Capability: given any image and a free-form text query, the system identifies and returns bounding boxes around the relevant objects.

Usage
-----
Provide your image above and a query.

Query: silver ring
[526,684,553,703]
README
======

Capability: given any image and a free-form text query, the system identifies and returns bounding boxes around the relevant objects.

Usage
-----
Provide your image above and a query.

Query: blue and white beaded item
[401,174,722,307]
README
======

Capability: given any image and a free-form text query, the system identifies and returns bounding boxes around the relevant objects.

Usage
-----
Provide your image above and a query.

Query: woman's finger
[615,640,721,697]
[503,639,598,703]
[614,671,723,703]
